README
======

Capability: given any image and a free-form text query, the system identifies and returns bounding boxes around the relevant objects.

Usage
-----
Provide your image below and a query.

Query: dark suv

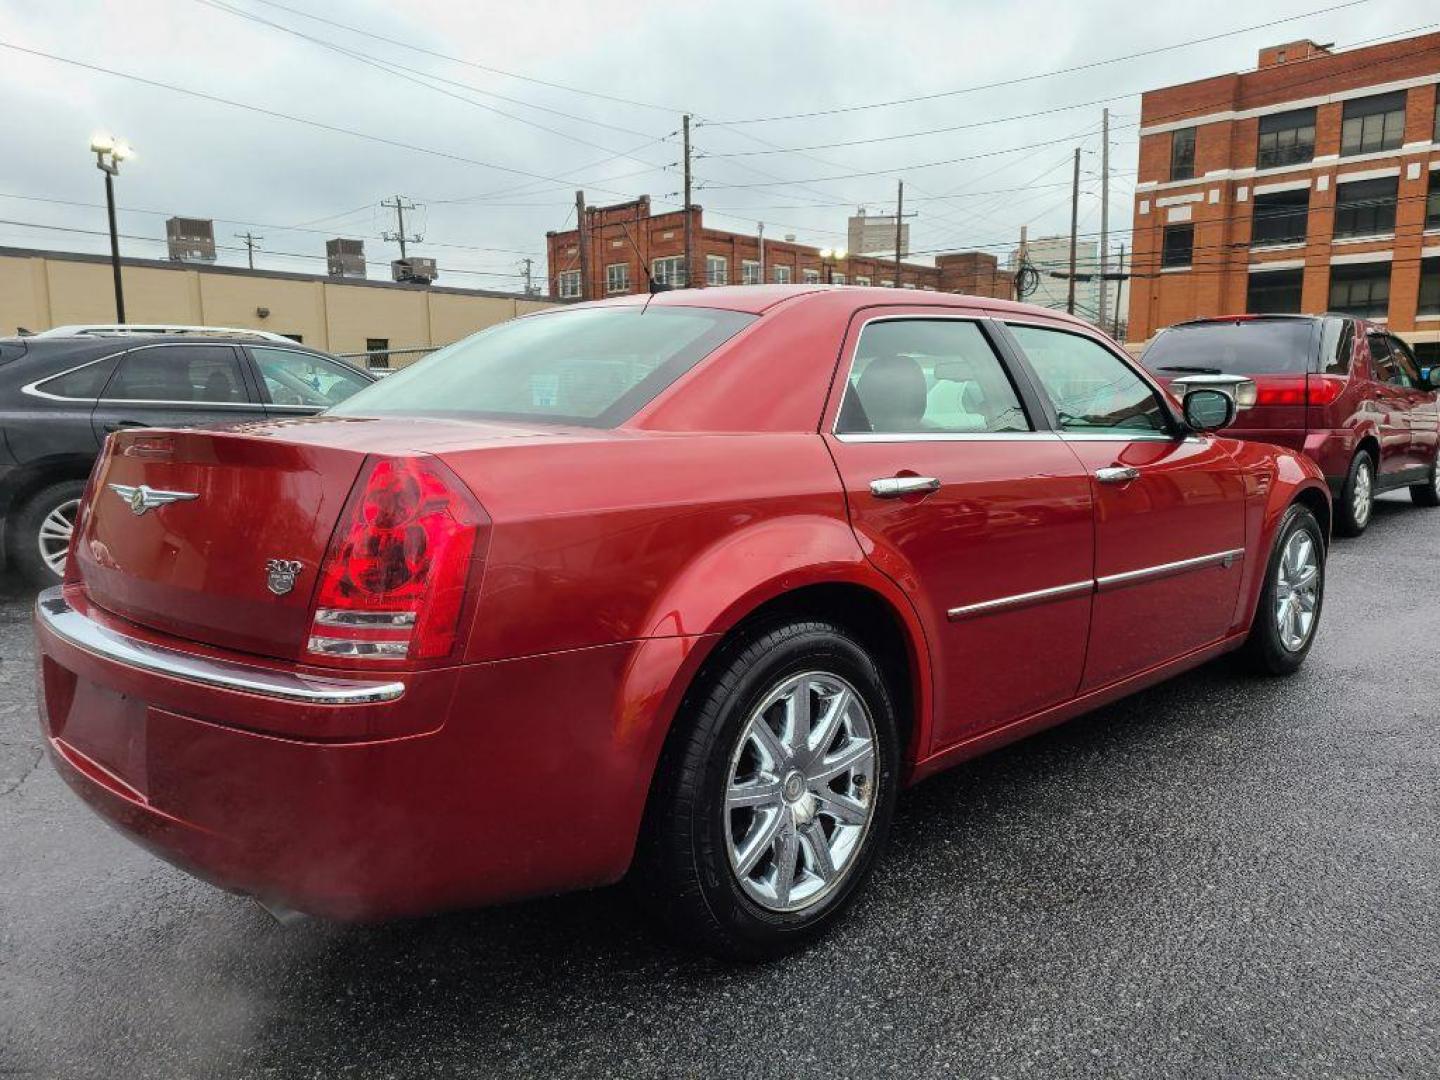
[1141,314,1440,537]
[0,331,374,584]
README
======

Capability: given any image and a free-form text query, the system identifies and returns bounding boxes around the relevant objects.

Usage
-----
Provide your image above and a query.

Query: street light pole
[91,134,133,324]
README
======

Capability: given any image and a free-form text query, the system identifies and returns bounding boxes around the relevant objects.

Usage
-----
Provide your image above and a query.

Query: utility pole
[893,180,904,285]
[380,194,421,259]
[1113,243,1126,340]
[1097,108,1111,330]
[520,257,534,296]
[235,231,262,271]
[757,222,765,284]
[574,190,591,300]
[682,113,693,288]
[1067,147,1080,316]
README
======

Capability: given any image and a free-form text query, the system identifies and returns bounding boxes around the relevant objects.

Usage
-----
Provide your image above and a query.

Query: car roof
[563,284,1104,331]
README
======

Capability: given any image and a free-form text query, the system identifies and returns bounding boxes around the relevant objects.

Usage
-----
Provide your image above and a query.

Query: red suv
[1142,314,1440,536]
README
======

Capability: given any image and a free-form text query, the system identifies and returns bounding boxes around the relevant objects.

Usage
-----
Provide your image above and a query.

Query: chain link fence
[335,347,438,376]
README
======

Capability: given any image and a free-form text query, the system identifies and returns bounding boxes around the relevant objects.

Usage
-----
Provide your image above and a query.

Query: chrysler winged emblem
[108,483,199,516]
[265,558,303,596]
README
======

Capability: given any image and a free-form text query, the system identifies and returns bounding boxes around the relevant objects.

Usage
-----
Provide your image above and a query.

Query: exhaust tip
[250,897,308,925]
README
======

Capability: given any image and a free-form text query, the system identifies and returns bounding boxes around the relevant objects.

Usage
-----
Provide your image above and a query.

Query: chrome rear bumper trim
[35,588,405,705]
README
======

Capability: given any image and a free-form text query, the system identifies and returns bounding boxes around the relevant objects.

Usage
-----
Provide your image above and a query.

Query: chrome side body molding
[947,549,1244,621]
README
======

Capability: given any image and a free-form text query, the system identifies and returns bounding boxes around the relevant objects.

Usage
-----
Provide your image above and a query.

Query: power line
[700,0,1374,125]
[242,0,682,115]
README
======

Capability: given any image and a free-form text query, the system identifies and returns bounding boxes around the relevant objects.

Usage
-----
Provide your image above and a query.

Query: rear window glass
[36,357,117,399]
[1142,320,1317,375]
[330,306,756,426]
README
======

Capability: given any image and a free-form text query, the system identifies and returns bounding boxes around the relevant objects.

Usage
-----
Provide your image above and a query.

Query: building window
[705,255,727,285]
[1162,224,1194,268]
[1333,177,1398,239]
[282,334,303,343]
[1251,188,1310,246]
[1340,91,1407,157]
[1420,257,1440,316]
[365,338,390,369]
[832,272,846,285]
[1170,127,1196,181]
[1246,269,1304,314]
[802,268,821,284]
[855,276,871,286]
[740,259,761,285]
[557,270,582,298]
[773,265,792,284]
[605,263,630,294]
[652,255,686,287]
[1256,107,1316,169]
[1427,171,1440,231]
[1328,262,1391,319]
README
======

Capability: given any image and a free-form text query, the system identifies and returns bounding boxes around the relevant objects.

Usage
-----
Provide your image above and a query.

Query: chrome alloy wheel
[724,671,877,913]
[1352,460,1373,527]
[37,497,80,577]
[1275,529,1321,652]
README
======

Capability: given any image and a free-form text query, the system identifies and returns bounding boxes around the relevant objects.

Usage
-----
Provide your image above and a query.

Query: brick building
[1126,32,1440,361]
[545,196,1013,302]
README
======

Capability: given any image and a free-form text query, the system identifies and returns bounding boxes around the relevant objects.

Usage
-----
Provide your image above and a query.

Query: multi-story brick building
[1126,32,1440,363]
[545,196,1014,302]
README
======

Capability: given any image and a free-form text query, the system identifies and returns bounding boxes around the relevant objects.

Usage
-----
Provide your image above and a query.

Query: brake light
[1253,378,1307,406]
[309,455,488,662]
[1306,375,1346,405]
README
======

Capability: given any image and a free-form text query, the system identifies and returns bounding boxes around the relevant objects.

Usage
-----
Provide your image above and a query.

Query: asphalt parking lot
[1,494,1436,1080]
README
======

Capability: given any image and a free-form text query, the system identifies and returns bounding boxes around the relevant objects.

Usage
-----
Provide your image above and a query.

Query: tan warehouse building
[0,246,552,366]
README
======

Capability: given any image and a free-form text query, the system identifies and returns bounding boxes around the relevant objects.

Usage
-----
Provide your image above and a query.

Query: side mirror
[1183,388,1237,432]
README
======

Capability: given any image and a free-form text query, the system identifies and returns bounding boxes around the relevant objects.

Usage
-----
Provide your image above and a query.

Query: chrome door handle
[1095,466,1140,484]
[870,476,941,498]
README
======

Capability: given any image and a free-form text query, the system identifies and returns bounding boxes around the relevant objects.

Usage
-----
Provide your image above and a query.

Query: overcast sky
[0,0,1433,296]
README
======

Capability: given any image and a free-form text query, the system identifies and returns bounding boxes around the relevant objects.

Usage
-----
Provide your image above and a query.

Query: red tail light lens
[1252,377,1307,406]
[309,455,488,663]
[1306,375,1346,406]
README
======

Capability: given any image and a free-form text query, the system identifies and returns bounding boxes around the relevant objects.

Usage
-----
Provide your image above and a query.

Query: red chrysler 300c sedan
[35,286,1331,959]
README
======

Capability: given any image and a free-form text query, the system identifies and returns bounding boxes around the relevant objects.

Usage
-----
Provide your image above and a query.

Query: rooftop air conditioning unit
[326,238,366,278]
[391,257,437,285]
[166,217,216,263]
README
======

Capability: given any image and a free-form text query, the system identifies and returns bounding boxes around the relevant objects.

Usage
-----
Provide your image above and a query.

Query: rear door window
[1141,319,1317,375]
[34,354,120,399]
[103,345,250,403]
[1367,333,1403,385]
[836,319,1031,435]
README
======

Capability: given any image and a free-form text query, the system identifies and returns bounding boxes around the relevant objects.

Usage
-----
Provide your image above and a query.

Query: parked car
[0,331,375,584]
[1141,314,1440,536]
[34,288,1330,960]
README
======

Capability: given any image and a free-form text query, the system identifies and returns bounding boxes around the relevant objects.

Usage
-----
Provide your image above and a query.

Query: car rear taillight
[1306,375,1346,406]
[309,455,487,663]
[1252,377,1308,406]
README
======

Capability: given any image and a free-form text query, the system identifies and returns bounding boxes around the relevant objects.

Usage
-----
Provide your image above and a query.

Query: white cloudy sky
[0,0,1433,294]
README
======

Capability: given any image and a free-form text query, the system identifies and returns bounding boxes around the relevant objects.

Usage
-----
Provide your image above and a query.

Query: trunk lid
[73,415,563,659]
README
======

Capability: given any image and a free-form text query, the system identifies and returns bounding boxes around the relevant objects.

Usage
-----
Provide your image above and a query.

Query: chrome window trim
[834,431,1057,444]
[26,341,260,408]
[1096,548,1245,592]
[36,590,405,705]
[831,312,1039,441]
[21,349,127,403]
[947,580,1093,621]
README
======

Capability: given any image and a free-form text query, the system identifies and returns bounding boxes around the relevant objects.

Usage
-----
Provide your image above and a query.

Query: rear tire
[632,618,900,962]
[1334,451,1374,537]
[9,479,86,587]
[1409,456,1440,508]
[1241,503,1325,677]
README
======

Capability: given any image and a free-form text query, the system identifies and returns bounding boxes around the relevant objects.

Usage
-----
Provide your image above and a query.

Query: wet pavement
[1,494,1436,1078]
